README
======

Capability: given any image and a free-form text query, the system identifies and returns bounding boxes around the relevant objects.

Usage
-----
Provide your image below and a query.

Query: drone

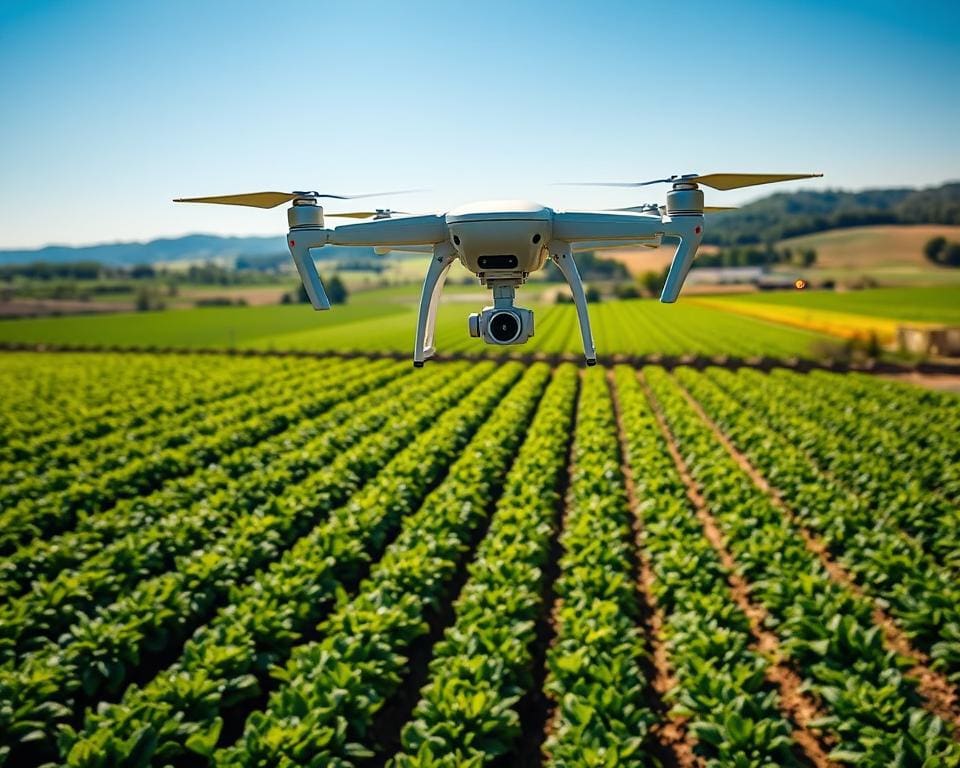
[175,172,822,366]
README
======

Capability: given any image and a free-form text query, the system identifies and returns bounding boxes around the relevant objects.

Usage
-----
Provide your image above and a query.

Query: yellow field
[688,296,930,344]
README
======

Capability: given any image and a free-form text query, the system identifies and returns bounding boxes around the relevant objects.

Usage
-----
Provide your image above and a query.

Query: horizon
[2,0,959,249]
[3,178,959,253]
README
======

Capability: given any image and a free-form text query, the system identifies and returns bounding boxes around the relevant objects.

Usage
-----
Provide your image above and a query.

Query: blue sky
[1,0,958,248]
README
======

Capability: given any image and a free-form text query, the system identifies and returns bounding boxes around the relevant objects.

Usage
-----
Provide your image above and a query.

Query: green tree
[924,236,947,264]
[326,274,348,305]
[295,274,349,305]
[802,248,817,267]
[639,268,668,297]
[945,242,960,267]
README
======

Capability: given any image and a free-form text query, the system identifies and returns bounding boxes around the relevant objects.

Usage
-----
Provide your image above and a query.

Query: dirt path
[673,378,960,733]
[883,372,960,393]
[640,373,838,768]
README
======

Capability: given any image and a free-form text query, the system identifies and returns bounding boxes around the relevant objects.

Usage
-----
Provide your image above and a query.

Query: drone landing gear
[549,241,597,366]
[413,242,457,366]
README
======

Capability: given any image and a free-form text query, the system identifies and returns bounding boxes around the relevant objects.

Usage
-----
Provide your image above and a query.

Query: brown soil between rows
[539,417,578,762]
[607,371,701,768]
[640,372,838,768]
[674,378,960,733]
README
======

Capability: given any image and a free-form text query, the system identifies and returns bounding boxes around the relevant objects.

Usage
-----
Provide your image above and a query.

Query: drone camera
[468,306,534,346]
[477,254,519,270]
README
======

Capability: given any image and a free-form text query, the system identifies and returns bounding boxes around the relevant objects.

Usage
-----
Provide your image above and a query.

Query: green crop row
[0,353,264,452]
[0,360,415,663]
[645,367,959,766]
[209,364,548,767]
[540,367,654,767]
[392,364,578,766]
[768,369,960,503]
[55,362,522,767]
[0,357,357,527]
[0,362,490,765]
[0,355,305,488]
[710,368,960,575]
[0,357,372,555]
[834,371,960,458]
[614,366,799,767]
[677,367,960,684]
[0,360,404,601]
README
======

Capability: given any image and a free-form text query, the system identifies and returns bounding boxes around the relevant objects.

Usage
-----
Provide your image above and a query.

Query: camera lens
[488,311,521,343]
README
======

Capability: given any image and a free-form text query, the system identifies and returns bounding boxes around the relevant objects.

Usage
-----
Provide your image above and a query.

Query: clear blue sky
[1,0,958,248]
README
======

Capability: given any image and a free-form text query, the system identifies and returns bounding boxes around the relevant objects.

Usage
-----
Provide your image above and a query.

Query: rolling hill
[778,224,960,270]
[703,181,960,245]
[0,236,379,267]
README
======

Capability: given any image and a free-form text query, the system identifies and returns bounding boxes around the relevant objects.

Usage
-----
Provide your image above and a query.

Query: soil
[675,380,960,733]
[608,370,702,768]
[641,372,838,768]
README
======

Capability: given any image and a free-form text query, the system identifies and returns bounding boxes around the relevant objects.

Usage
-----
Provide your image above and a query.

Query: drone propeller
[608,204,738,214]
[572,172,822,192]
[325,209,414,219]
[174,189,421,209]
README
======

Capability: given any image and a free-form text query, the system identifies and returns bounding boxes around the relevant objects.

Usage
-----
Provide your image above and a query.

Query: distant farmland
[2,285,959,360]
[0,295,831,359]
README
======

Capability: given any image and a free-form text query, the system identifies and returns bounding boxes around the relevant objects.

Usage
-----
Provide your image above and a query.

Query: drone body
[175,172,821,365]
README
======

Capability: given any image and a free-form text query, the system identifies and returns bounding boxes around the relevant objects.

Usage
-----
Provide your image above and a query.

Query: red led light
[289,240,295,247]
[695,226,702,234]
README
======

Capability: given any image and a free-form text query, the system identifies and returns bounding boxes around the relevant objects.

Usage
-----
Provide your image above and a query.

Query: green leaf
[185,717,223,758]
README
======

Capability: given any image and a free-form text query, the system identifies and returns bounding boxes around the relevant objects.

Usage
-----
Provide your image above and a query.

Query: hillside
[704,181,960,245]
[778,224,960,270]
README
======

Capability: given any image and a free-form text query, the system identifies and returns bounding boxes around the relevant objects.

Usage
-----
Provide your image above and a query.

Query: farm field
[705,285,960,325]
[776,225,960,272]
[1,351,958,767]
[0,293,833,360]
[693,285,960,346]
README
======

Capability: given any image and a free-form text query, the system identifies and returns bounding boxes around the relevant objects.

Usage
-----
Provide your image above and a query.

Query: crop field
[1,351,958,767]
[0,296,832,360]
[4,285,959,362]
[704,285,960,326]
[692,286,960,346]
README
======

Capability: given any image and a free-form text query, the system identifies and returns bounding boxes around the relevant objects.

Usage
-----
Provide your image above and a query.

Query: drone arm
[548,240,597,365]
[552,210,705,302]
[659,216,704,303]
[552,211,665,243]
[327,214,448,247]
[414,241,457,367]
[286,228,332,310]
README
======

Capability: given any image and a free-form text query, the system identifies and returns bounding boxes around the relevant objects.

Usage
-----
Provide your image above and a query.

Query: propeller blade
[556,182,653,188]
[334,189,425,199]
[606,205,662,213]
[560,172,822,191]
[703,205,738,212]
[691,173,823,191]
[174,192,298,209]
[174,188,424,209]
[325,209,413,219]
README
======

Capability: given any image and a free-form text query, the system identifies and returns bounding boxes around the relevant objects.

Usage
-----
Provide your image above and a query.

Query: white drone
[176,172,822,366]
